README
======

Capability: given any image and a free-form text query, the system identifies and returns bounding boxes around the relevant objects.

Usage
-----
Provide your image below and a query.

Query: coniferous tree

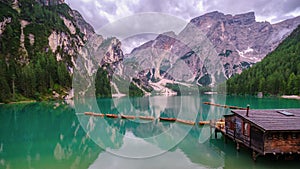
[226,25,300,95]
[95,68,111,97]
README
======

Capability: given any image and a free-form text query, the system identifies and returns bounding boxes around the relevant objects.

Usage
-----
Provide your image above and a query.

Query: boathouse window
[230,121,235,129]
[229,118,235,129]
[235,121,242,137]
[292,133,297,139]
[267,134,272,140]
[283,133,288,140]
[243,122,250,136]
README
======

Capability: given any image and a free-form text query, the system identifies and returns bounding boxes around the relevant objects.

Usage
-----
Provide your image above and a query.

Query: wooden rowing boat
[84,112,94,116]
[94,113,104,117]
[121,114,136,119]
[105,114,118,118]
[176,119,195,125]
[138,116,154,120]
[159,117,176,122]
[198,121,210,125]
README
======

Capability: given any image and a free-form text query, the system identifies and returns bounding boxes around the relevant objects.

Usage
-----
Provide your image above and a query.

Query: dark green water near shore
[0,95,299,169]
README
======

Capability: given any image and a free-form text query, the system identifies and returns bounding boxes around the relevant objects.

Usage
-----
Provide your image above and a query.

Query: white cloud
[287,7,300,17]
[114,1,133,21]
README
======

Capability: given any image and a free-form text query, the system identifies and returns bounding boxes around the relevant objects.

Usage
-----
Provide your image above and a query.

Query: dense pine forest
[0,0,143,103]
[226,25,300,96]
[0,1,73,102]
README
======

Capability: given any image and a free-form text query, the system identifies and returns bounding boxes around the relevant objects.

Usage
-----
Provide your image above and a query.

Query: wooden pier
[83,106,300,160]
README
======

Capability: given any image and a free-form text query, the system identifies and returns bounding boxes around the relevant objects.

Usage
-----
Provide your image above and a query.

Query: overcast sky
[65,0,300,28]
[65,0,300,53]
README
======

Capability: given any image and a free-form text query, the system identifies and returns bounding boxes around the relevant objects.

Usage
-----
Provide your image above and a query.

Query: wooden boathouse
[222,109,300,160]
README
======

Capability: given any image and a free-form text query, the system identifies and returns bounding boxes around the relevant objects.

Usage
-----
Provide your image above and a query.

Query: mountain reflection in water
[1,95,300,169]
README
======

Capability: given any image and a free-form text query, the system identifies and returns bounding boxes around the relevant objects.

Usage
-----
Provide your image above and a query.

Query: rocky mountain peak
[190,11,225,26]
[231,12,255,25]
[200,11,224,19]
[191,11,256,26]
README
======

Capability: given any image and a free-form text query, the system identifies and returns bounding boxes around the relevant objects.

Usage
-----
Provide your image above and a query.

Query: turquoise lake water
[0,95,300,169]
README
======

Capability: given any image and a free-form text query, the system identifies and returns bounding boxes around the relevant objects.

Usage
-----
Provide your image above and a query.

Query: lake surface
[0,95,300,169]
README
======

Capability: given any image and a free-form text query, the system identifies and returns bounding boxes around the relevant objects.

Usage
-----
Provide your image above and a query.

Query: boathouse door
[235,121,242,138]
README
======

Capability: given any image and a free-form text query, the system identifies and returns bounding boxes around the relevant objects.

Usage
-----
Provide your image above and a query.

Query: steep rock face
[122,28,223,94]
[0,17,11,35]
[0,0,124,100]
[69,10,94,40]
[36,0,64,6]
[226,25,300,95]
[126,11,300,89]
[1,0,122,67]
[72,34,125,98]
[48,30,84,62]
[46,7,96,65]
[182,11,300,78]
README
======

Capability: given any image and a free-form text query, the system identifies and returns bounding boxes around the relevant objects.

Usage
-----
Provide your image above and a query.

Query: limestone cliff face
[45,4,124,70]
[127,11,300,88]
[182,11,300,78]
[46,7,95,64]
[0,0,124,99]
[36,0,64,6]
[0,17,11,35]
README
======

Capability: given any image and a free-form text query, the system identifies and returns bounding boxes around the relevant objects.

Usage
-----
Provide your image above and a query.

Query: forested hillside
[226,25,300,95]
[0,0,142,103]
[0,0,76,102]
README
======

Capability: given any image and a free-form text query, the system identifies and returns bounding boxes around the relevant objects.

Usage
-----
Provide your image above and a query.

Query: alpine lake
[0,95,300,169]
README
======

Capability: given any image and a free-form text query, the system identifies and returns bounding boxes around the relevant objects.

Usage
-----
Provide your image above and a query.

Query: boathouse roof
[230,109,300,131]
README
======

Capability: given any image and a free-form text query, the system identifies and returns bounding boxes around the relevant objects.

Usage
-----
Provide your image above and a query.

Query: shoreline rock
[281,95,300,100]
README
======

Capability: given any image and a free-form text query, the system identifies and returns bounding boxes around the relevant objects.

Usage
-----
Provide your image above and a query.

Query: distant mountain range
[123,11,300,94]
[0,1,299,102]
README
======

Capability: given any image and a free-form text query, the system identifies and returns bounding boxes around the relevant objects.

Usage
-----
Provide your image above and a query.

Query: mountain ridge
[0,0,124,102]
[124,11,300,94]
[226,24,300,95]
[1,2,299,101]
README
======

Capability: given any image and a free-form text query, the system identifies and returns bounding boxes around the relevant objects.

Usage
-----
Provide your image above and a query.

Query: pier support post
[252,150,259,161]
[210,120,212,138]
[236,142,240,152]
[215,129,218,139]
[252,151,256,161]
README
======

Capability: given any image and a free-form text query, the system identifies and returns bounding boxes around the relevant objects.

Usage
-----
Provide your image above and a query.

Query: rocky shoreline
[281,95,300,100]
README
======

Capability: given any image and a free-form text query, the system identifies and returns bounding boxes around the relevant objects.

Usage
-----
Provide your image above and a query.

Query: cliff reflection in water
[0,102,102,169]
[1,95,300,169]
[0,95,227,169]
